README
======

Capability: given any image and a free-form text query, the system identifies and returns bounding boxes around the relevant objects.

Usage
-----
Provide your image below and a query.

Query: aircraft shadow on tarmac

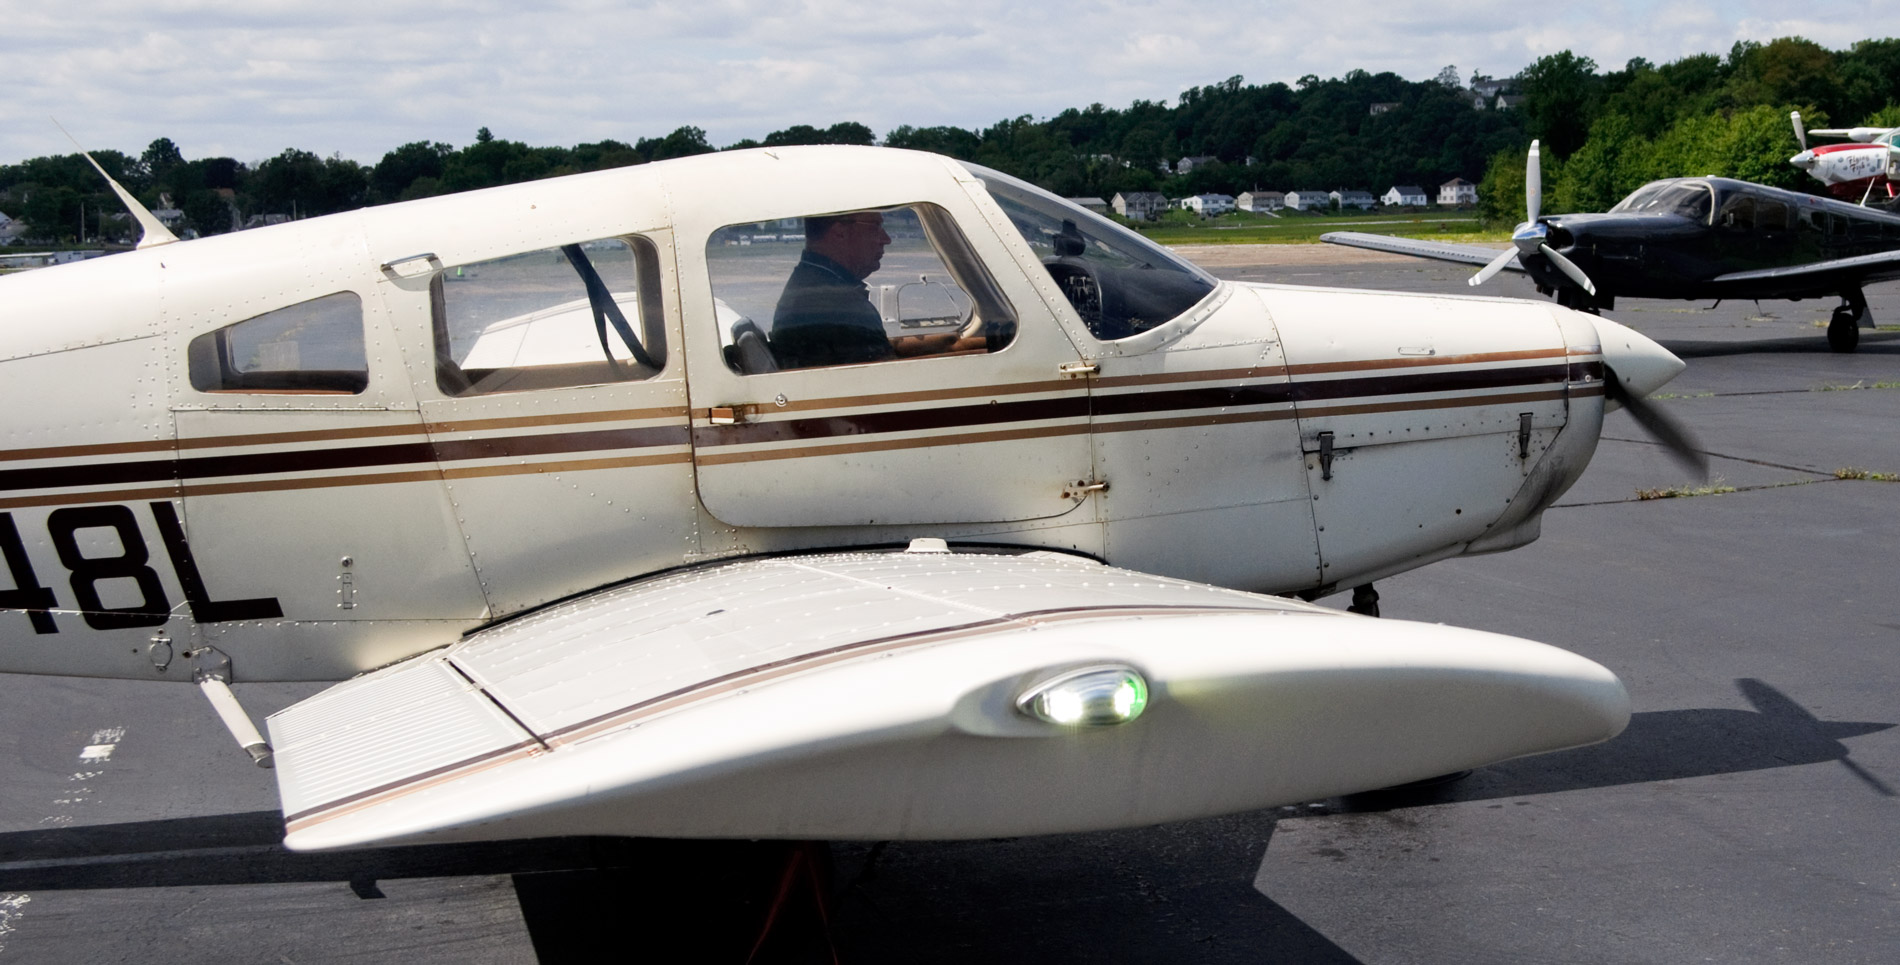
[0,678,1883,964]
[1335,677,1895,813]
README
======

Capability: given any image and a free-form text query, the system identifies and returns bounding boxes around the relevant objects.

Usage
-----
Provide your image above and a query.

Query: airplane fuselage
[0,148,1663,683]
[1527,177,1900,306]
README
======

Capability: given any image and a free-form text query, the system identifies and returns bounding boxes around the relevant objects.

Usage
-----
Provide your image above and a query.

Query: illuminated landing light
[1018,666,1149,726]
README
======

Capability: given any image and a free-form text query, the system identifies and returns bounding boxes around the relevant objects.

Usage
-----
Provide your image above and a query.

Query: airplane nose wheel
[1828,305,1862,353]
[1347,583,1380,617]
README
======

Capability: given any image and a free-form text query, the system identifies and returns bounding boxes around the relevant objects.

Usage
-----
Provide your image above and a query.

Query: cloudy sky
[0,0,1887,166]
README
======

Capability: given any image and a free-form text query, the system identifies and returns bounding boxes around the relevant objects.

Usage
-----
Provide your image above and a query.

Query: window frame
[186,290,370,396]
[429,234,668,397]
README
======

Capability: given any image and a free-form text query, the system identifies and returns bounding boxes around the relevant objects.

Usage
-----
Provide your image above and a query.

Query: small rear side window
[188,292,367,394]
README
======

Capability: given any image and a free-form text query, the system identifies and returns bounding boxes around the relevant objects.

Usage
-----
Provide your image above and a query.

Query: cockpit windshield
[1609,180,1715,223]
[961,163,1218,340]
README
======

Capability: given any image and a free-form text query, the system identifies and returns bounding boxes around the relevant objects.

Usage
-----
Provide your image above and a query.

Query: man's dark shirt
[770,250,894,369]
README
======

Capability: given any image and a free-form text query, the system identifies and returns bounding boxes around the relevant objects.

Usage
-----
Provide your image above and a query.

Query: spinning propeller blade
[1604,371,1707,477]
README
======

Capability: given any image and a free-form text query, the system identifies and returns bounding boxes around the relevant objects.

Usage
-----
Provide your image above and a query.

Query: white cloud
[0,0,1887,165]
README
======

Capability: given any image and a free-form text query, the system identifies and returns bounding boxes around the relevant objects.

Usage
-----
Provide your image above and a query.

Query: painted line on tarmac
[1,726,128,955]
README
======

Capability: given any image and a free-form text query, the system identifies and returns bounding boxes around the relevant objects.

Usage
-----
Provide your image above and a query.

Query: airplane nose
[1791,150,1816,169]
[1592,314,1684,403]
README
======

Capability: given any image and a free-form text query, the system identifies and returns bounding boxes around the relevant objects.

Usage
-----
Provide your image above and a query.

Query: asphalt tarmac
[0,248,1894,963]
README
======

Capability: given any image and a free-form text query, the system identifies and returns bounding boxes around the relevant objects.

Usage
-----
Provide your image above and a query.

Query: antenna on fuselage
[52,117,179,250]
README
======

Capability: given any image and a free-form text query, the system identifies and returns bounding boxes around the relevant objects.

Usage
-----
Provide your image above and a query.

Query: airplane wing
[269,547,1628,851]
[1712,247,1900,285]
[1321,231,1524,272]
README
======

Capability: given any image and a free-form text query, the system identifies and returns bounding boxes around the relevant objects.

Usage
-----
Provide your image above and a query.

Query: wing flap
[1321,231,1523,271]
[270,550,1629,851]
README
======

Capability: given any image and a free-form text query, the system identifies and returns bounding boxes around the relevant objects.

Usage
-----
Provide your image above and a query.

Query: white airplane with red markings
[1790,110,1900,202]
[0,146,1684,858]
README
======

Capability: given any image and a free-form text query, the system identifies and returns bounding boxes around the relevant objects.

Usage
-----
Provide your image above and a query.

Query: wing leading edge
[270,548,1628,851]
[1321,231,1524,272]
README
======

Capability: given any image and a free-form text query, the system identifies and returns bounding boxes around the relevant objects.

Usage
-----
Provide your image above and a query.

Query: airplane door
[373,230,700,617]
[1271,290,1572,588]
[683,202,1093,528]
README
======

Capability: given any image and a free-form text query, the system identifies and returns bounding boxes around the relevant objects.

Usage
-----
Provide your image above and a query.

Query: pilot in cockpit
[770,210,984,369]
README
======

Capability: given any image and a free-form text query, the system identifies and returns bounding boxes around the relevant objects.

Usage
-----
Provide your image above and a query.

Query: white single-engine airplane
[0,146,1677,860]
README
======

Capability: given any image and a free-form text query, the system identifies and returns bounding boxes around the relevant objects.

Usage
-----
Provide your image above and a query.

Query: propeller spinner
[1468,140,1597,296]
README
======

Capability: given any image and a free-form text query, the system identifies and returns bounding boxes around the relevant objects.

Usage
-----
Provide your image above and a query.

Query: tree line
[4,36,1897,244]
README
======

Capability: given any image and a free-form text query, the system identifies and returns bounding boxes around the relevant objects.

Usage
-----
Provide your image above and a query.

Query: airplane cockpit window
[1609,180,1714,223]
[962,162,1217,341]
[188,291,368,394]
[431,237,666,396]
[704,203,1015,373]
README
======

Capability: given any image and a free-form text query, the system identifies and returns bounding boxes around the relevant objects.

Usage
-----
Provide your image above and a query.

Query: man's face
[827,213,891,280]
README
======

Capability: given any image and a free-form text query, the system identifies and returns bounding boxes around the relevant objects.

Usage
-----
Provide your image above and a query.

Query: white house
[1382,185,1429,207]
[1237,191,1283,213]
[1331,190,1377,210]
[1178,193,1235,216]
[1175,155,1219,174]
[1112,191,1169,221]
[1438,178,1478,207]
[1284,190,1331,211]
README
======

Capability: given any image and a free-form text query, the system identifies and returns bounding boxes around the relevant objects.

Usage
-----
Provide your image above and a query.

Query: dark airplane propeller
[1604,364,1708,478]
[1471,140,1599,297]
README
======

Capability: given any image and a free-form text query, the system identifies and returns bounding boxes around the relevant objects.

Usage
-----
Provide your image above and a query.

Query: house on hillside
[1175,155,1219,174]
[1112,191,1169,221]
[1331,189,1377,210]
[1237,191,1282,213]
[1284,189,1331,211]
[1382,185,1429,207]
[1178,193,1235,216]
[1495,94,1525,110]
[0,211,19,245]
[1438,178,1478,207]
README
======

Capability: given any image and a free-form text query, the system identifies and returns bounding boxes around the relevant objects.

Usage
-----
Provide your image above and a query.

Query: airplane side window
[703,203,1015,374]
[187,292,368,394]
[432,236,666,396]
[1720,195,1755,231]
[1757,200,1789,234]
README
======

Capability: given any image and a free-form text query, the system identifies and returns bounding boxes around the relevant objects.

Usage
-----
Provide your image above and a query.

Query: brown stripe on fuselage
[1296,388,1567,418]
[0,407,687,464]
[694,423,1090,465]
[0,452,693,510]
[281,602,1302,831]
[1283,347,1567,376]
[0,359,1576,499]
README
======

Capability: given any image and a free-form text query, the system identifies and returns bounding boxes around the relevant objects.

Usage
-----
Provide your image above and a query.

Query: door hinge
[1062,478,1110,499]
[1058,361,1100,377]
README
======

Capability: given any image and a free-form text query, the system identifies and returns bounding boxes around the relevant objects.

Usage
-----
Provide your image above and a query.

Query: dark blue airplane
[1325,141,1900,352]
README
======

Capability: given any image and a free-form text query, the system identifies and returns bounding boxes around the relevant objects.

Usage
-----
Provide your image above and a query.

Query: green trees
[6,34,1898,243]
